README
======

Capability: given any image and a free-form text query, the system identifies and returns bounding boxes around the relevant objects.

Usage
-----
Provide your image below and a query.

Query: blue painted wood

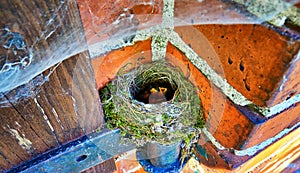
[6,130,135,173]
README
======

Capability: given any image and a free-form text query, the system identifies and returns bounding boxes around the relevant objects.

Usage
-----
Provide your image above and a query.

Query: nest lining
[100,61,205,147]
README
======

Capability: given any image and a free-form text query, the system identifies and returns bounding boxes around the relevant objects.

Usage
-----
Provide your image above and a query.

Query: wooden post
[0,53,104,172]
[0,0,104,171]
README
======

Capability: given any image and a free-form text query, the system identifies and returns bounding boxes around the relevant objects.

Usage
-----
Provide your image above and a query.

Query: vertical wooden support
[0,52,104,172]
[0,0,104,171]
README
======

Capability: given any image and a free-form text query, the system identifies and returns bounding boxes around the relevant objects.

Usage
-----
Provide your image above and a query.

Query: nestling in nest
[148,87,167,104]
[100,61,205,161]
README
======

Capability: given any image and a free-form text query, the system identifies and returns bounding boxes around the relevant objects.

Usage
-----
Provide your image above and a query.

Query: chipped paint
[15,121,21,128]
[52,108,64,130]
[117,150,143,173]
[202,122,300,156]
[34,98,54,132]
[9,128,32,151]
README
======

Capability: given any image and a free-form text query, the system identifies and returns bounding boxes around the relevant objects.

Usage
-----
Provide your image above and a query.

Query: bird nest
[100,61,204,147]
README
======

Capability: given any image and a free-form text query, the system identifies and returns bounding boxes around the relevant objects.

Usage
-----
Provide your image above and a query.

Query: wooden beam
[0,0,86,92]
[0,52,104,171]
[0,0,104,171]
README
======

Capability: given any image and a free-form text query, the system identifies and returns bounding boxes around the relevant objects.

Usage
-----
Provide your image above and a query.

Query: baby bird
[149,87,168,104]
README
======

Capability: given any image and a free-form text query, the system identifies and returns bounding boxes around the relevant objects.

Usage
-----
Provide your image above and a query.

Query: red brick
[241,102,300,149]
[166,43,300,151]
[91,29,299,171]
[92,39,152,89]
[166,43,254,149]
[174,24,300,107]
[92,40,254,150]
[194,125,300,171]
[78,0,163,45]
[269,56,300,106]
[86,1,300,172]
[174,0,250,26]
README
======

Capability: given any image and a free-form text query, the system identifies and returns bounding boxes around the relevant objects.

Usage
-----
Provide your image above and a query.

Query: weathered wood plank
[0,0,104,171]
[0,102,49,160]
[0,136,24,168]
[0,153,11,172]
[61,52,104,134]
[0,0,86,92]
[1,51,104,171]
[0,0,85,60]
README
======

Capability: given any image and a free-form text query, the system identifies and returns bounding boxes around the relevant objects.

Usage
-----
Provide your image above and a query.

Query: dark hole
[228,57,233,65]
[245,83,251,91]
[130,74,178,104]
[239,62,244,71]
[284,19,300,33]
[286,91,296,100]
[191,18,194,24]
[76,155,88,162]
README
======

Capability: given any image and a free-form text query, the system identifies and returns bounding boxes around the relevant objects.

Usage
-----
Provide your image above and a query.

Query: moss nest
[100,61,205,147]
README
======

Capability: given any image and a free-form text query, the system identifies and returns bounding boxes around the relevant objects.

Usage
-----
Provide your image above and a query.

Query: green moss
[100,61,205,149]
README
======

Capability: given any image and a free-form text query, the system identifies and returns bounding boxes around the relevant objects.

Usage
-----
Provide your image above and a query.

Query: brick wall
[78,0,300,172]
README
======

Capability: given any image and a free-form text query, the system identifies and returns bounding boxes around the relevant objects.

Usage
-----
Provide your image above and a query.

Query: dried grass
[100,61,204,151]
